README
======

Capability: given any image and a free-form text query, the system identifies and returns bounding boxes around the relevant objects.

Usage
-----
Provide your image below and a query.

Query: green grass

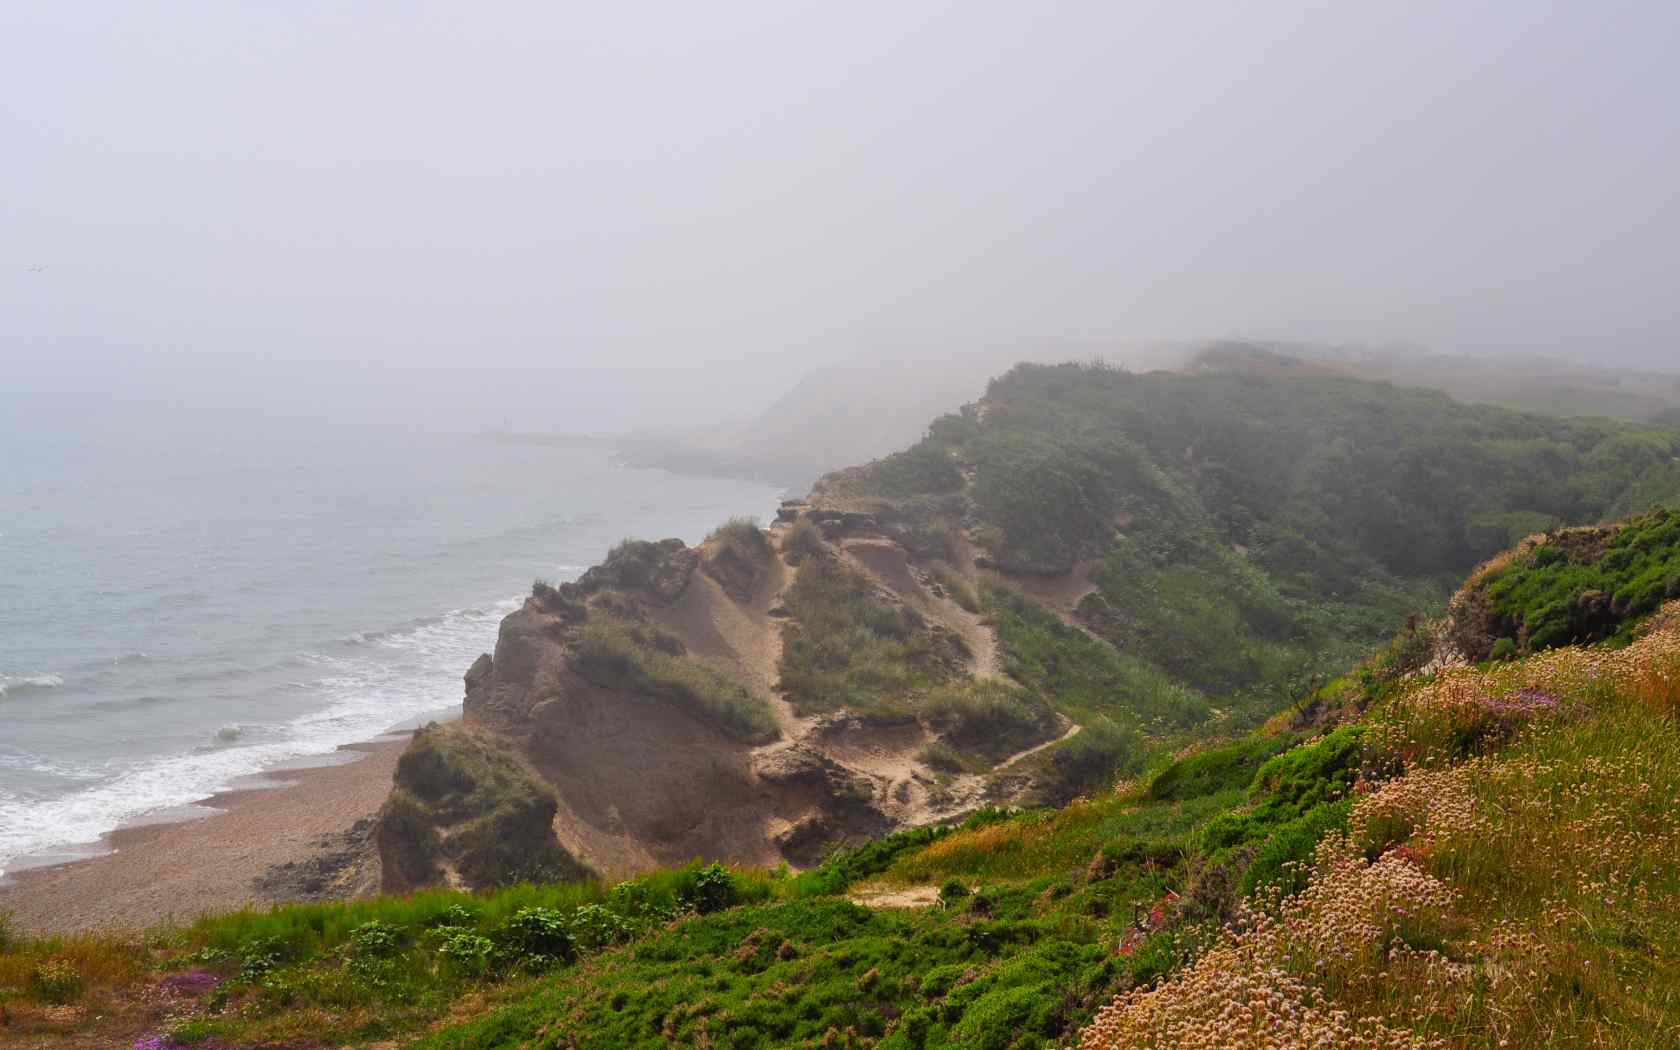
[778,557,969,716]
[1482,508,1680,651]
[920,680,1056,766]
[925,559,979,612]
[381,723,592,892]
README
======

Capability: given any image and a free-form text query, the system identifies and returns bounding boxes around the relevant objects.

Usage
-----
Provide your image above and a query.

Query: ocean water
[0,429,781,876]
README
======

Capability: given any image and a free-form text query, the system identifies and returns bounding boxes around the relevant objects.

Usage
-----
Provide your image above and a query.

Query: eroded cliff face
[377,505,1057,889]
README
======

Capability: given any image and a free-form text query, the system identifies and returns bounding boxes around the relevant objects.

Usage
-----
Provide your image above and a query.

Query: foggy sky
[3,1,1677,436]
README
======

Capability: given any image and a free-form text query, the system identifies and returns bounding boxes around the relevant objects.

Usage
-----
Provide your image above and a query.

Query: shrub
[1145,734,1297,803]
[349,919,403,958]
[568,904,635,952]
[782,517,826,563]
[682,863,738,915]
[938,879,971,905]
[436,930,495,975]
[236,935,289,982]
[918,740,979,774]
[29,960,82,1004]
[1248,725,1365,811]
[498,907,573,966]
[707,516,771,558]
[426,904,476,928]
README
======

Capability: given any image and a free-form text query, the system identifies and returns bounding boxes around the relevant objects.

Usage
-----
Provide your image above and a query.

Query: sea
[0,427,781,878]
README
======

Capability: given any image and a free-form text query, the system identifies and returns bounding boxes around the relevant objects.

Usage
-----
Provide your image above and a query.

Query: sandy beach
[0,737,406,936]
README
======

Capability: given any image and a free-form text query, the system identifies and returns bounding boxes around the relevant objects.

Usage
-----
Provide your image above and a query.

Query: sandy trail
[849,883,941,909]
[995,712,1080,771]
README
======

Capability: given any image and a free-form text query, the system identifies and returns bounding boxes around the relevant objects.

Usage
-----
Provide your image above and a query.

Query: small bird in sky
[26,264,47,272]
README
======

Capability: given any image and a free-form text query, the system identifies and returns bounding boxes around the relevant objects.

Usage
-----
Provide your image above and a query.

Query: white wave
[0,673,64,700]
[0,595,518,872]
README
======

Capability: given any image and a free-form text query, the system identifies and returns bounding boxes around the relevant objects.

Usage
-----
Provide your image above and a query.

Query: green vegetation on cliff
[1469,508,1680,654]
[573,618,779,743]
[815,361,1680,788]
[376,724,592,893]
[778,556,970,717]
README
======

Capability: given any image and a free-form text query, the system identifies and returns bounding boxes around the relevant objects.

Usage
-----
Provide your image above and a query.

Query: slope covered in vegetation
[804,359,1680,797]
[8,518,1680,1048]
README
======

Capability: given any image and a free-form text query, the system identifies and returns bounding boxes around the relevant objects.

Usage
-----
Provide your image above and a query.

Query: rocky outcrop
[572,538,698,605]
[375,517,1045,888]
[375,723,591,894]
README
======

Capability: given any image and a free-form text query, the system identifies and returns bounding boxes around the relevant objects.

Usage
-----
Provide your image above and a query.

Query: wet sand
[0,738,406,935]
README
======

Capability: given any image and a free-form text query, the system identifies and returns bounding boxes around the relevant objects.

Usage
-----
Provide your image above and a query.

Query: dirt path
[848,883,941,909]
[995,712,1080,771]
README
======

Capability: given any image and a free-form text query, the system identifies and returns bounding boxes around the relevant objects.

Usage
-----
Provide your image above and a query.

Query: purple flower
[1483,688,1562,717]
[159,969,221,995]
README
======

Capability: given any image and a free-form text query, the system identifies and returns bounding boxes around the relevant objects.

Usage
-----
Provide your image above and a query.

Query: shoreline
[0,735,410,935]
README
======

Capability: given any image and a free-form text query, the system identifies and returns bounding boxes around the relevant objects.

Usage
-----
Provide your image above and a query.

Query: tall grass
[777,556,967,716]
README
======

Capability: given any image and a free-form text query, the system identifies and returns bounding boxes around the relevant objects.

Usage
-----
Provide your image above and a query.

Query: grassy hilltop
[6,360,1680,1049]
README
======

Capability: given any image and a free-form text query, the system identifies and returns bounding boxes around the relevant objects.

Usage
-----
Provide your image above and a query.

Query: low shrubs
[781,516,826,562]
[707,517,771,560]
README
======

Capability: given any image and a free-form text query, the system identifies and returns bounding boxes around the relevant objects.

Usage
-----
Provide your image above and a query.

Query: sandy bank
[0,738,404,936]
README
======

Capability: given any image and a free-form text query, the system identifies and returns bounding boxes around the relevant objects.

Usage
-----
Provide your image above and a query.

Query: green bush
[567,904,635,952]
[682,862,738,915]
[436,929,495,976]
[1145,734,1297,803]
[1249,725,1366,811]
[498,906,573,966]
[349,919,404,958]
[1239,800,1351,896]
[707,516,771,558]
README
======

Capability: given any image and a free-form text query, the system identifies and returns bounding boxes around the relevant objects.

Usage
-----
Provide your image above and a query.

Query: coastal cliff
[377,356,1680,891]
